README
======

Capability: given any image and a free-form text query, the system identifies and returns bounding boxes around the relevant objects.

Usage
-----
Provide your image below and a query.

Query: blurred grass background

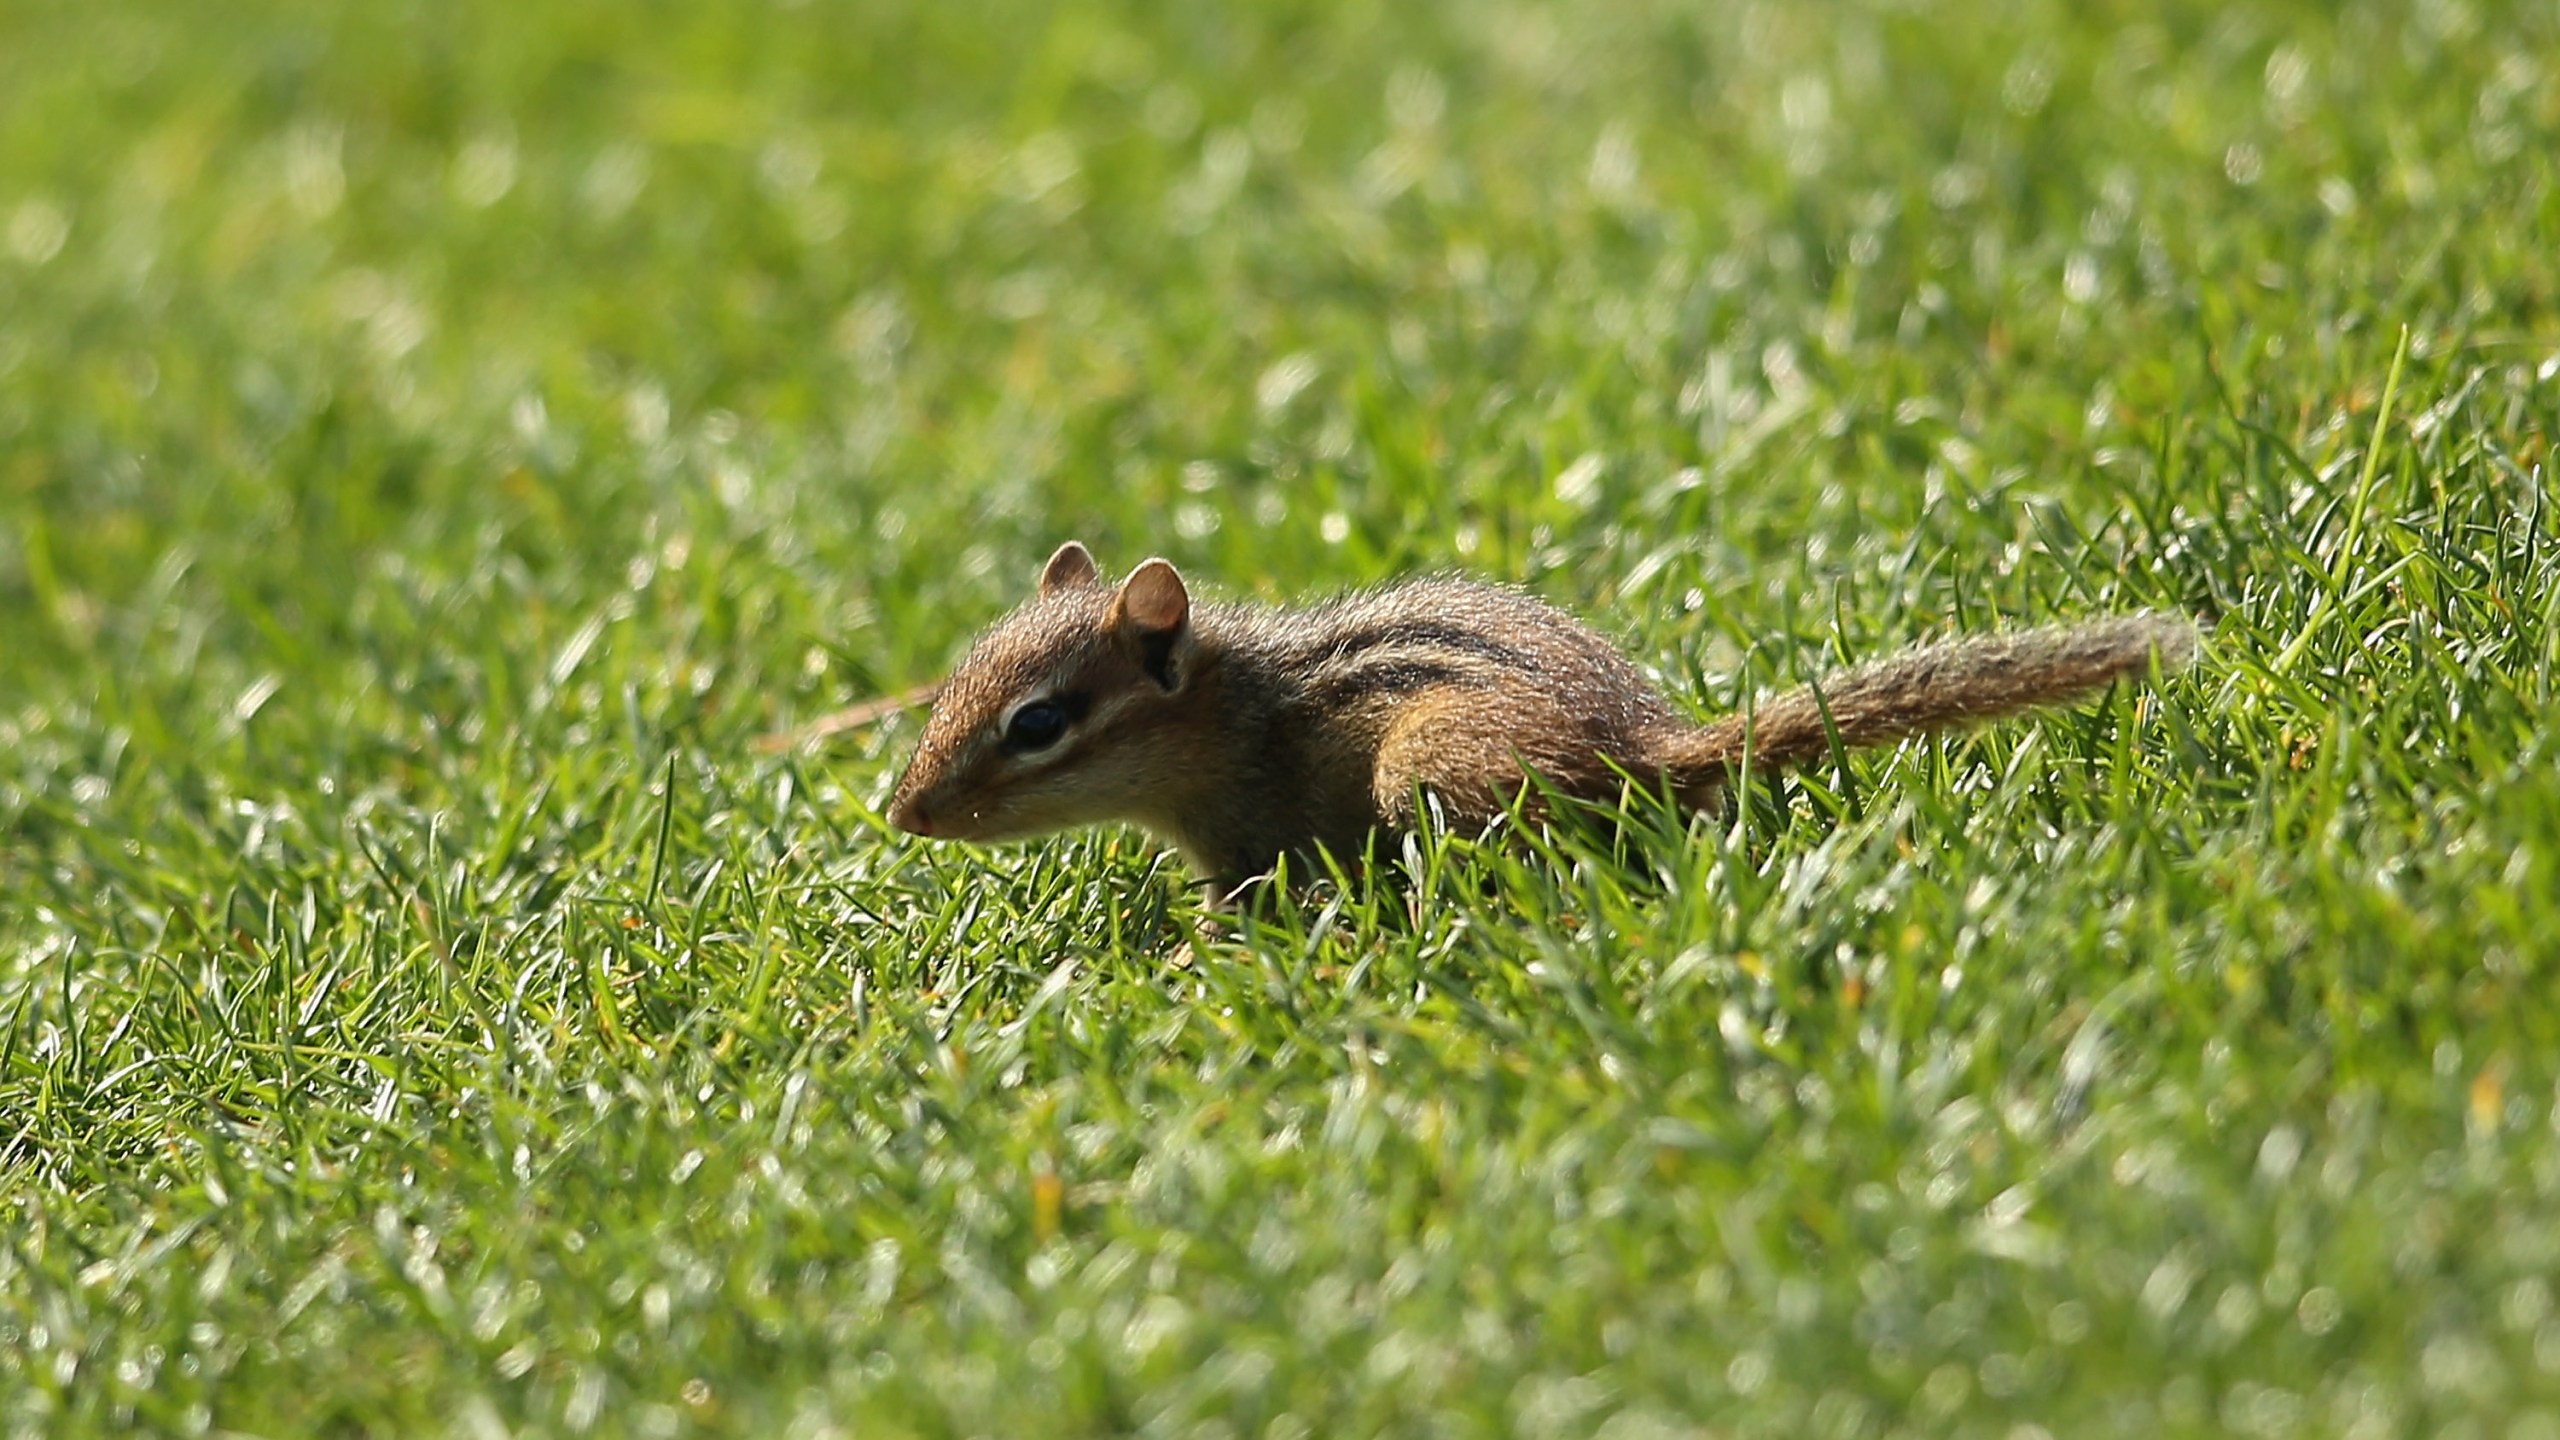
[3,0,2558,1435]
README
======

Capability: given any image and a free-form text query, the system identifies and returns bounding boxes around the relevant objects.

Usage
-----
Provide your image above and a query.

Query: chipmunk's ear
[1110,558,1192,691]
[1038,540,1099,596]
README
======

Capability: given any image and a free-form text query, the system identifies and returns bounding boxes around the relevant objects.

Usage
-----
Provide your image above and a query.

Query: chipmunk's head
[886,541,1206,843]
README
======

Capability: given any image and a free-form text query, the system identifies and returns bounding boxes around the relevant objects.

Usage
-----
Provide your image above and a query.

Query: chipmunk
[885,542,2194,898]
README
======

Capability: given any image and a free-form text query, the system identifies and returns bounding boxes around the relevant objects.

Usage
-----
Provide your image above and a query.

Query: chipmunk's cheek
[924,798,1020,843]
[922,808,990,841]
[942,796,1066,843]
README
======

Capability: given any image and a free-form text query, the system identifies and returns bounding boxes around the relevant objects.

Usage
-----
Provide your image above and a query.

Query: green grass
[4,0,2558,1434]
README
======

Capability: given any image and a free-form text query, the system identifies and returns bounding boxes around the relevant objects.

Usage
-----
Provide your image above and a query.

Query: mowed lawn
[5,0,2558,1434]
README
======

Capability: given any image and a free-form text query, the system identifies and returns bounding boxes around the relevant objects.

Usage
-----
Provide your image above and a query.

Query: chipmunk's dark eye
[1003,698,1070,752]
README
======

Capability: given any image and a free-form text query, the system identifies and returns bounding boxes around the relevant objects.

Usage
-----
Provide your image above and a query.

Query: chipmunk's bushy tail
[1657,613,2195,800]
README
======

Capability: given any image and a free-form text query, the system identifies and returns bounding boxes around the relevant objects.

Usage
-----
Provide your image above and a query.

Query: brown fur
[885,543,2195,894]
[1657,614,2197,807]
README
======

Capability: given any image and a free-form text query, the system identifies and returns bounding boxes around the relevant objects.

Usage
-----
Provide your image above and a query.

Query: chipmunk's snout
[888,795,934,837]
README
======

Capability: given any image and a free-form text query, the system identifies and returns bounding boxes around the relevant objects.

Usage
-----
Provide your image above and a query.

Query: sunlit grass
[4,0,2558,1434]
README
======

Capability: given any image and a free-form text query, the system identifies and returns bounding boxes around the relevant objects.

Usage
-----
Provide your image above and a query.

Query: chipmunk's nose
[888,797,934,836]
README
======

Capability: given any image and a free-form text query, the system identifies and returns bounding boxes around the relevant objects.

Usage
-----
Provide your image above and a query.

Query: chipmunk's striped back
[887,542,2195,897]
[1225,579,1678,736]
